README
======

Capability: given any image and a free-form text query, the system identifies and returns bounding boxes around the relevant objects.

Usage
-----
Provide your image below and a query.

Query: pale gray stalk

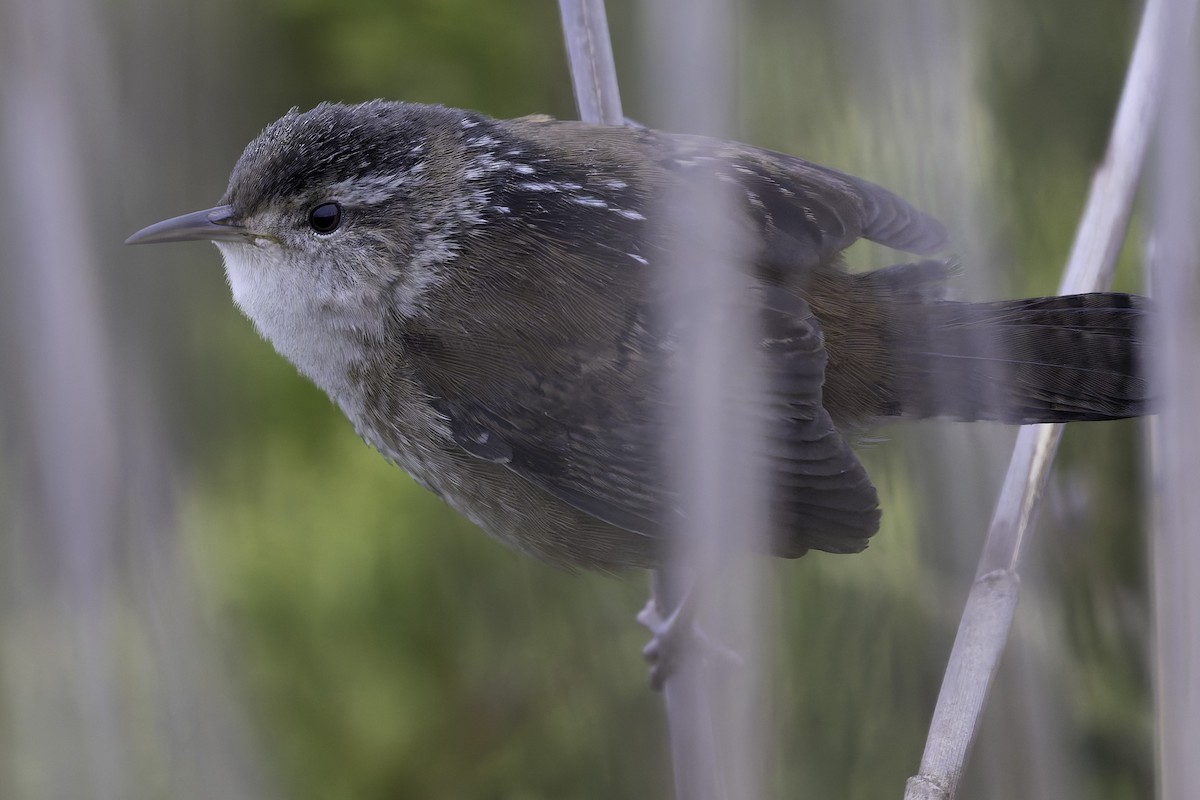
[904,1,1176,797]
[1146,1,1200,798]
[557,2,769,798]
[556,0,624,126]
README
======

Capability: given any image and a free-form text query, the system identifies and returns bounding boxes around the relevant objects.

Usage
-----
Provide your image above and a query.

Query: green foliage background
[141,0,1151,797]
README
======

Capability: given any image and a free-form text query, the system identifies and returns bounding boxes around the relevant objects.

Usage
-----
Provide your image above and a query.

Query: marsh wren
[127,101,1147,569]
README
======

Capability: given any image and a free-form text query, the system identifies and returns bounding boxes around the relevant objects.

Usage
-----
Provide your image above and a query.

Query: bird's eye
[308,202,342,234]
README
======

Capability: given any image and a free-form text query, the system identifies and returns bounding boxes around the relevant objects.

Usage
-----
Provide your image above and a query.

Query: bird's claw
[637,597,743,691]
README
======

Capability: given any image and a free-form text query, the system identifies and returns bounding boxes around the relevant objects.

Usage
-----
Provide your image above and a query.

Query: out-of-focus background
[0,0,1152,798]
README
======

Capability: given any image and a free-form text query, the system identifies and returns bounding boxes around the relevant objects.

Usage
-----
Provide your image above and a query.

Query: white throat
[216,242,377,410]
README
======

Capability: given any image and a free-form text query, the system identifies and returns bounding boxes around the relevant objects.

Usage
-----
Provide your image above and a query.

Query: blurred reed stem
[557,2,768,798]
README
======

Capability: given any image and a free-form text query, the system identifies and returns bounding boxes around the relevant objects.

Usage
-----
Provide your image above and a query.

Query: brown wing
[666,138,947,269]
[411,284,879,555]
[402,118,927,554]
[504,118,947,267]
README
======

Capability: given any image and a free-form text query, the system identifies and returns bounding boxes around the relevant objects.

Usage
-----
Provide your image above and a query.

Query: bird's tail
[885,289,1150,424]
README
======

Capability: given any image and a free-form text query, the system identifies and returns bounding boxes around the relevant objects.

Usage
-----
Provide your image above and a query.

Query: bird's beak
[125,205,250,245]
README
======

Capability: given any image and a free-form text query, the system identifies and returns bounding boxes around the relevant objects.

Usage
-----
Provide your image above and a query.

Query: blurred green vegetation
[167,0,1151,797]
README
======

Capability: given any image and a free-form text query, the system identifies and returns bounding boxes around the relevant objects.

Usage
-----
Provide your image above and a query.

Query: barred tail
[894,292,1149,423]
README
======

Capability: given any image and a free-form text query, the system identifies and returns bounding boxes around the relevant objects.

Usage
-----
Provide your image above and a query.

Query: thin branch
[905,1,1176,797]
[556,0,624,125]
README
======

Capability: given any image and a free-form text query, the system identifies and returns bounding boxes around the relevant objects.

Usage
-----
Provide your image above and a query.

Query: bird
[126,100,1149,571]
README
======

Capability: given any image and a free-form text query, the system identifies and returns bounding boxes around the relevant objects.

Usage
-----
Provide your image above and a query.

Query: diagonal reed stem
[905,1,1179,796]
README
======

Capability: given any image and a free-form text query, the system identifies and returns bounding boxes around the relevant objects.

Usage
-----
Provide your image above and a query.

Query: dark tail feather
[893,293,1149,423]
